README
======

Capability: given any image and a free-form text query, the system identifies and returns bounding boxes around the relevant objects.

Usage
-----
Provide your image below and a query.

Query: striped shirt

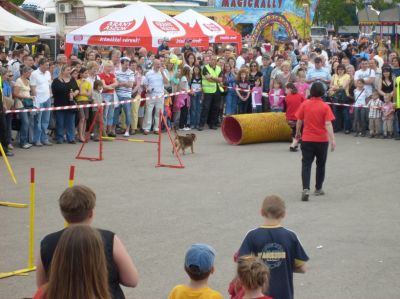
[368,98,383,118]
[115,69,134,98]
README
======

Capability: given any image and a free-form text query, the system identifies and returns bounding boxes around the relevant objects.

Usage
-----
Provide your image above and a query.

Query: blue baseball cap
[185,244,216,274]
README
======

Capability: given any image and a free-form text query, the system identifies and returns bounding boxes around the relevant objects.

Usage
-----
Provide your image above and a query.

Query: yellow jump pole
[28,168,35,269]
[0,202,28,208]
[0,143,17,184]
[0,168,36,279]
[64,165,75,228]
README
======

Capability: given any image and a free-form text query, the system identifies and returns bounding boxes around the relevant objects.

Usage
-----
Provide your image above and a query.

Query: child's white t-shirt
[354,88,369,107]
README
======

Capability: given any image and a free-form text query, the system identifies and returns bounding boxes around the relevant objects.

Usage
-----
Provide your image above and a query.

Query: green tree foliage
[315,0,400,30]
[8,0,25,6]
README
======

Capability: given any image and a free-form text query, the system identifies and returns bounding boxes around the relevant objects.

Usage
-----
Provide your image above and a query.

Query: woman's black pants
[301,141,329,190]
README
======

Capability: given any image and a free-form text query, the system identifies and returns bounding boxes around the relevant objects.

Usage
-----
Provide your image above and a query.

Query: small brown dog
[172,130,196,155]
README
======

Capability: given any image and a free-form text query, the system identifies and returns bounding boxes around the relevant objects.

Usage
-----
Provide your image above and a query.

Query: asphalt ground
[1,129,400,299]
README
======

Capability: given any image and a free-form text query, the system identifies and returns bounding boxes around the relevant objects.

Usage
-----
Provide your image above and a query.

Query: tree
[8,0,25,6]
[315,0,355,31]
[315,0,400,31]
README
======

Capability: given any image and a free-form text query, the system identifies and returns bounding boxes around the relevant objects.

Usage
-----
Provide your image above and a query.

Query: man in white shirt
[114,57,134,137]
[354,58,376,96]
[30,58,52,146]
[142,59,169,135]
[235,48,248,70]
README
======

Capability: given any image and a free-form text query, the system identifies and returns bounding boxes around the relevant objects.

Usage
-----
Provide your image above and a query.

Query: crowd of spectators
[1,35,399,159]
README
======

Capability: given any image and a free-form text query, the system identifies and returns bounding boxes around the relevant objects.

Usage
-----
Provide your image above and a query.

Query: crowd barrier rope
[4,87,389,116]
[0,168,36,279]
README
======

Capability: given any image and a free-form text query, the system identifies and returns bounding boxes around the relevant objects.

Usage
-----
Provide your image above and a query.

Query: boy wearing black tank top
[35,185,139,299]
[238,195,309,299]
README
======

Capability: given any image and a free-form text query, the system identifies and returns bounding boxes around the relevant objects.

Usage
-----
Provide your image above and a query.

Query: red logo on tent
[99,20,136,32]
[203,23,221,32]
[74,35,83,41]
[153,21,179,32]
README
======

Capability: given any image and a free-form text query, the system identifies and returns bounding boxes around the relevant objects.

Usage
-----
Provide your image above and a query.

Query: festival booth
[0,6,55,36]
[174,9,242,52]
[65,2,208,55]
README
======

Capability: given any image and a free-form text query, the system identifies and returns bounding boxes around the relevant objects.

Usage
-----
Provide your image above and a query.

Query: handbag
[22,98,34,108]
[331,89,349,104]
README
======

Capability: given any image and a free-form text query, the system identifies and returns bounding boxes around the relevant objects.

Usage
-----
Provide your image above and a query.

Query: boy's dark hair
[184,265,212,281]
[310,82,325,97]
[59,185,96,223]
[93,79,103,90]
[262,195,286,219]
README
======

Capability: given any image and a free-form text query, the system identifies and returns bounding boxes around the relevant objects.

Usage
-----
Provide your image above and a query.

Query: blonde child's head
[371,90,380,100]
[237,256,269,293]
[261,195,286,219]
[297,70,306,82]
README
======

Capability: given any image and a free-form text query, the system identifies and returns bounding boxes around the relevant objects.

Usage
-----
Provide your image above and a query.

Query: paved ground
[1,130,400,299]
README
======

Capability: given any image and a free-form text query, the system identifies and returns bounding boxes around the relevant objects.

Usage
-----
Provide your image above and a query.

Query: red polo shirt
[295,97,335,142]
[285,93,305,121]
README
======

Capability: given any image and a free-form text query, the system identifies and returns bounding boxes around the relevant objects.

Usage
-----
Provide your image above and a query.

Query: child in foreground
[237,256,272,299]
[168,244,223,299]
[238,195,309,299]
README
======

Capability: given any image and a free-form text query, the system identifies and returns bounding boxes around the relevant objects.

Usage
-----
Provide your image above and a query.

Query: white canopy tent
[0,6,55,36]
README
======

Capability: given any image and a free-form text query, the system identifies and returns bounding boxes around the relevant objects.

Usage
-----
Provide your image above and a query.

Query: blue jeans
[252,105,263,113]
[190,92,202,128]
[238,100,249,114]
[55,110,75,143]
[5,113,12,145]
[33,98,51,144]
[19,111,32,146]
[332,105,351,131]
[225,90,237,115]
[113,96,132,127]
[271,107,284,112]
[102,93,115,126]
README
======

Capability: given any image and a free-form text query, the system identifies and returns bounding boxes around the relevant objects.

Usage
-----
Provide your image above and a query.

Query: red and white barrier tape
[5,87,392,114]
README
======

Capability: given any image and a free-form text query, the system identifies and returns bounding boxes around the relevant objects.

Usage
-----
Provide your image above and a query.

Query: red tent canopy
[65,2,208,52]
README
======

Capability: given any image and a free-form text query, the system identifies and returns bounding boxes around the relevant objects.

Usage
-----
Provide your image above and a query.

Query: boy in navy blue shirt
[238,195,309,299]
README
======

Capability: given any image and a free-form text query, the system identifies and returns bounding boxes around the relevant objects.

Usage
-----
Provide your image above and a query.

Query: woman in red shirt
[98,61,118,137]
[285,82,305,152]
[295,82,336,201]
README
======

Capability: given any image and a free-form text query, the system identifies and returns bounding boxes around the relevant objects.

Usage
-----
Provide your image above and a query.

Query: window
[45,13,56,23]
[65,7,86,26]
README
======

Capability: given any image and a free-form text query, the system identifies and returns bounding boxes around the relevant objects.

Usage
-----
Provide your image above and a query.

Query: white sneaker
[183,127,191,131]
[22,143,32,149]
[123,131,130,137]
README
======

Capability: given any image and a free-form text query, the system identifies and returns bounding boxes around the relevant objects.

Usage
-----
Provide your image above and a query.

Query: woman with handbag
[51,65,79,144]
[328,64,351,133]
[14,66,34,149]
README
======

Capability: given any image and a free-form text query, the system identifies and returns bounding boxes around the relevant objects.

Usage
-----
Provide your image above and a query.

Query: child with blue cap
[167,243,223,299]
